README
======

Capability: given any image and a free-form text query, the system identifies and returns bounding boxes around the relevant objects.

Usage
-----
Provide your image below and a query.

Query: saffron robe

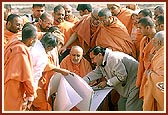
[72,14,98,54]
[4,29,22,47]
[31,55,56,111]
[4,39,35,111]
[60,55,92,77]
[143,46,164,111]
[116,8,134,35]
[93,16,136,58]
[54,20,78,48]
[136,36,155,99]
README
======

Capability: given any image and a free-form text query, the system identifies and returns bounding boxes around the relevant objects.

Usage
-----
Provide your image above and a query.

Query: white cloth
[48,73,94,111]
[23,14,36,23]
[29,40,48,91]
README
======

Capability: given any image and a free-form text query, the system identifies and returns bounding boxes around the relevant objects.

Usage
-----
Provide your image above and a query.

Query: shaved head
[63,4,72,10]
[70,46,83,54]
[70,46,83,64]
[153,31,164,51]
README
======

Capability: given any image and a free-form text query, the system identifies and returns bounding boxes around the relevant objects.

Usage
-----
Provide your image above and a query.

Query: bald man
[143,31,164,111]
[60,46,92,78]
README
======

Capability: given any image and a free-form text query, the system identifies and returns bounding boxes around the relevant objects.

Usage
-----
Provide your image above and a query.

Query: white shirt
[29,40,48,91]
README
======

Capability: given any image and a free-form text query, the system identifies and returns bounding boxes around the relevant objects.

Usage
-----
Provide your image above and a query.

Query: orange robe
[54,20,78,48]
[117,8,133,35]
[4,39,35,111]
[93,16,136,58]
[60,55,92,77]
[134,28,143,60]
[31,54,56,111]
[143,46,164,111]
[72,14,97,54]
[4,29,22,47]
[136,36,155,99]
[131,27,143,60]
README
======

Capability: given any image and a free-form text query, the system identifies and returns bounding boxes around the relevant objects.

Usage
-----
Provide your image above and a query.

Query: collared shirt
[24,14,38,23]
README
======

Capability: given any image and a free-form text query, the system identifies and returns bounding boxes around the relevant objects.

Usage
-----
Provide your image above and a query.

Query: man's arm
[107,59,127,86]
[83,67,103,84]
[59,32,78,54]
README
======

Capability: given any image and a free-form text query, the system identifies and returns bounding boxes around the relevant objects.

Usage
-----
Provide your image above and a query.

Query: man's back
[103,50,138,96]
[116,8,133,35]
[4,39,34,111]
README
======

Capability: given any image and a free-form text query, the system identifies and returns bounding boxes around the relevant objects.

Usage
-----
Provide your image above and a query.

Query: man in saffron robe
[143,31,164,111]
[136,17,156,99]
[76,4,92,17]
[134,8,153,60]
[59,8,101,56]
[63,4,79,24]
[153,5,164,20]
[60,45,92,78]
[107,3,134,35]
[4,14,23,47]
[60,45,93,111]
[52,5,77,63]
[59,8,101,70]
[95,8,136,58]
[4,24,37,111]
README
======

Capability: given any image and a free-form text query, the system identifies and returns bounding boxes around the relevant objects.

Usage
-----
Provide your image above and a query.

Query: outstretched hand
[60,68,72,76]
[58,46,67,55]
[96,81,107,89]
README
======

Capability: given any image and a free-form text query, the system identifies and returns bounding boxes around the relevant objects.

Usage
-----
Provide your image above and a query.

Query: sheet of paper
[90,87,113,111]
[47,73,94,111]
[65,73,94,111]
[47,73,62,100]
[53,76,83,111]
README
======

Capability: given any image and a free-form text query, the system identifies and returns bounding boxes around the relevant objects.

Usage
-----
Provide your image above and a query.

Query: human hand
[25,100,33,111]
[60,68,71,76]
[58,46,67,55]
[38,77,46,88]
[96,81,107,89]
[22,100,33,111]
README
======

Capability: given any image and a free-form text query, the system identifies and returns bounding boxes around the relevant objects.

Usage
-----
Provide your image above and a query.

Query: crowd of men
[3,3,165,111]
